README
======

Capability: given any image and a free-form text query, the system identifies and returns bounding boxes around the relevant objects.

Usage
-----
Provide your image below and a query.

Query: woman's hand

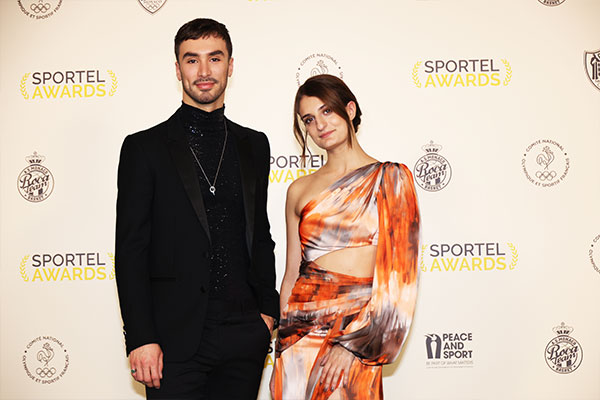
[319,344,355,392]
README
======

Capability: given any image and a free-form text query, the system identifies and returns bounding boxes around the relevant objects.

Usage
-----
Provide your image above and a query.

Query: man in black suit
[115,18,278,399]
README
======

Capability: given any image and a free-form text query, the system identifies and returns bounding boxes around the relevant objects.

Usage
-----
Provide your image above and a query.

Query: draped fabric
[274,162,420,399]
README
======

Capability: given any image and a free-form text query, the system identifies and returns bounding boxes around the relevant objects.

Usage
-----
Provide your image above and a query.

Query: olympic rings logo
[36,367,56,378]
[535,170,557,181]
[30,2,51,14]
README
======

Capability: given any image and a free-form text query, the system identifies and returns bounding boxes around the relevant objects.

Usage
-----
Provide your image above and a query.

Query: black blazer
[115,108,278,361]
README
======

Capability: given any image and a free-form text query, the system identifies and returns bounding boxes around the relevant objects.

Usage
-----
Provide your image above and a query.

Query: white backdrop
[1,0,599,399]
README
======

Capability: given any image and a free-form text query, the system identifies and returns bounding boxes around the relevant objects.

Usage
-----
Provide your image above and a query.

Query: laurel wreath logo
[107,70,118,96]
[507,243,518,270]
[412,61,422,88]
[501,59,512,86]
[419,244,427,272]
[20,255,30,282]
[108,252,115,279]
[20,73,30,99]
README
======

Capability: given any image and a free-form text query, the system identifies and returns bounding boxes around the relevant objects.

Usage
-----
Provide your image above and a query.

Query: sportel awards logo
[538,0,566,6]
[22,336,69,384]
[264,340,274,369]
[19,252,115,282]
[412,58,512,88]
[521,139,569,187]
[420,242,518,272]
[425,332,474,368]
[296,53,343,86]
[18,152,54,203]
[545,322,582,374]
[413,141,451,192]
[20,69,118,100]
[589,234,600,276]
[18,0,62,19]
[137,0,167,14]
[584,49,600,92]
[269,154,325,184]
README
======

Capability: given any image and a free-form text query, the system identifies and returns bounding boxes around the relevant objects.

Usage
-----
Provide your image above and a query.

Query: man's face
[175,35,233,111]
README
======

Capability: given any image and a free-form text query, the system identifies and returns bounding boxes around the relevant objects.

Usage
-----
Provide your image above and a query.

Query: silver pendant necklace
[189,121,228,196]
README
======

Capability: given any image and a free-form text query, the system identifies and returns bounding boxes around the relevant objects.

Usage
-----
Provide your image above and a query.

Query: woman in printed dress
[271,74,420,400]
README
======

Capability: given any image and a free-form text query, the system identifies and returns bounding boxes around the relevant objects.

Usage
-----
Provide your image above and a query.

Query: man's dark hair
[174,18,232,60]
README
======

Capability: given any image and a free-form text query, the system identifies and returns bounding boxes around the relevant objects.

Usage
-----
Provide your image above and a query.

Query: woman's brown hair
[293,75,362,163]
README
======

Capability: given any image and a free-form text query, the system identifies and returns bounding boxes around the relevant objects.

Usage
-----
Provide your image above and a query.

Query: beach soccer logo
[584,49,600,92]
[18,152,54,203]
[18,0,62,19]
[413,141,451,192]
[296,53,344,86]
[137,0,167,14]
[545,322,582,374]
[22,336,69,384]
[521,139,570,188]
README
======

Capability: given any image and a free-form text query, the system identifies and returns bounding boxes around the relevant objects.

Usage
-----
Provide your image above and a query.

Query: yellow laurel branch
[507,242,518,270]
[501,59,512,86]
[420,244,427,272]
[107,70,118,96]
[108,252,115,279]
[20,255,30,282]
[412,61,422,88]
[20,73,30,99]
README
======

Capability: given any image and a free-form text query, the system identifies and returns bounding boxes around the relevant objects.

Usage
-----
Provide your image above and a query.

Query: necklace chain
[189,121,228,196]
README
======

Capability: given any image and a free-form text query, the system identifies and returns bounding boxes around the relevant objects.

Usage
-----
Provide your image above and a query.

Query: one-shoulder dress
[273,162,420,400]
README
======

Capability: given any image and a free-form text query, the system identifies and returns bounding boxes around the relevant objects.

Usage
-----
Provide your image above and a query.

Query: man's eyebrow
[181,50,225,59]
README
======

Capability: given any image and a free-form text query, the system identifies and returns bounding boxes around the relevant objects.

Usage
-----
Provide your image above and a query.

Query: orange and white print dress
[274,162,420,400]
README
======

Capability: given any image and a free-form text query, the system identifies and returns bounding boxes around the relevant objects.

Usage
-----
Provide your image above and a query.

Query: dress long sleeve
[332,163,420,365]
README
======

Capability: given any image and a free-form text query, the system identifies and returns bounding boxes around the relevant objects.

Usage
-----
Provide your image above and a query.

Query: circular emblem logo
[413,141,452,192]
[18,153,54,202]
[537,0,566,6]
[521,139,569,188]
[18,0,62,19]
[589,234,600,276]
[296,53,343,86]
[545,324,582,374]
[22,336,69,384]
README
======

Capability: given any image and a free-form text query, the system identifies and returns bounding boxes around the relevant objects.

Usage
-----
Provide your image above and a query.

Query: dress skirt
[274,261,382,400]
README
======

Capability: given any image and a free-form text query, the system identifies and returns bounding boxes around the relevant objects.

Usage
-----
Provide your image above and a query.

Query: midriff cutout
[310,245,377,278]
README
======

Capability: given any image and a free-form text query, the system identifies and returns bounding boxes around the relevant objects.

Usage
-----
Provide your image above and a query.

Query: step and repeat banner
[1,0,599,399]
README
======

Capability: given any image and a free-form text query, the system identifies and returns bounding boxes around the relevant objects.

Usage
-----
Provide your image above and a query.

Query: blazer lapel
[166,111,211,243]
[230,120,255,254]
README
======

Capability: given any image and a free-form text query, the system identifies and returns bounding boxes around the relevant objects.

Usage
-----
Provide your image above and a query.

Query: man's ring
[131,369,137,374]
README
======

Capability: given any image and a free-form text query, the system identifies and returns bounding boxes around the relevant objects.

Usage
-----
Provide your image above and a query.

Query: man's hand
[319,345,354,393]
[260,313,275,335]
[129,343,163,388]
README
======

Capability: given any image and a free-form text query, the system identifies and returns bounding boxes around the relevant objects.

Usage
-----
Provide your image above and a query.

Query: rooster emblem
[37,342,54,366]
[310,60,329,76]
[536,146,554,170]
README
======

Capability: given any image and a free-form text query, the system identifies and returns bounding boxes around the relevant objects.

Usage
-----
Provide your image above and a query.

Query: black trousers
[146,299,272,400]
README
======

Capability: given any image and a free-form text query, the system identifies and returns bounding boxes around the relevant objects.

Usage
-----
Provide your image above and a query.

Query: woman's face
[298,96,355,151]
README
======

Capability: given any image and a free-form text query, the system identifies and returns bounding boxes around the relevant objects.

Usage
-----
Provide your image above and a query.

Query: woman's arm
[279,180,303,313]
